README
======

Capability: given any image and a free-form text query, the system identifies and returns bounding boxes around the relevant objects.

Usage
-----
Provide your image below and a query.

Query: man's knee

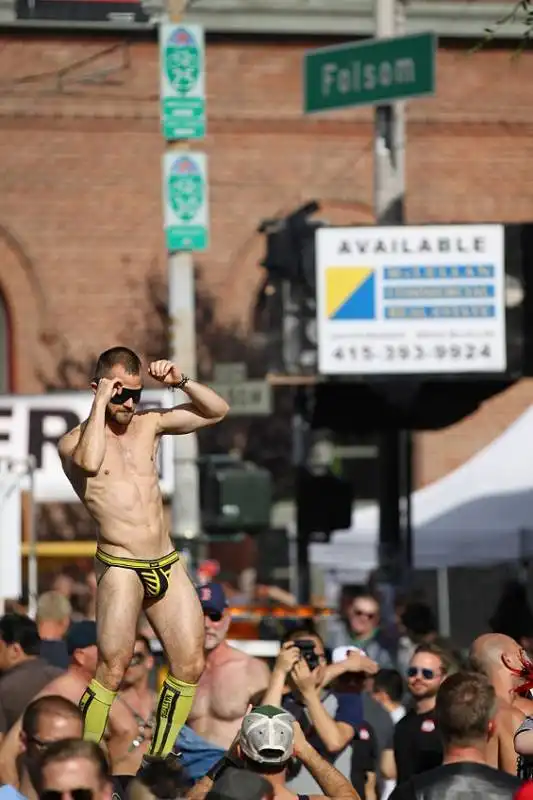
[170,652,205,685]
[96,653,131,690]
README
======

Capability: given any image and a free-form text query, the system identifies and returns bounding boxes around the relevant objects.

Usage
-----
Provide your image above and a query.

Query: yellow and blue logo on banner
[326,267,376,320]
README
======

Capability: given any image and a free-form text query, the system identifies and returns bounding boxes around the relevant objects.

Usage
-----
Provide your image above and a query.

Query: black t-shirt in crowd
[350,720,378,800]
[389,761,521,799]
[393,708,443,785]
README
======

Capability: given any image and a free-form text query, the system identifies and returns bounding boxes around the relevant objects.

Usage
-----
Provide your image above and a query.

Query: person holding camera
[261,628,378,799]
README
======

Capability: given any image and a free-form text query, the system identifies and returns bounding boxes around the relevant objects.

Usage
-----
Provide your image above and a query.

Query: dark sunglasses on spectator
[109,387,142,405]
[40,789,93,800]
[130,652,147,666]
[205,610,222,622]
[27,734,55,751]
[353,609,376,620]
[407,666,437,680]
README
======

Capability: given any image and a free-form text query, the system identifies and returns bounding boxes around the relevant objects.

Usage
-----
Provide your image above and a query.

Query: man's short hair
[436,671,496,747]
[413,642,456,676]
[373,669,405,704]
[281,624,324,647]
[401,602,437,638]
[208,767,273,800]
[36,592,72,624]
[36,739,110,792]
[94,347,141,381]
[22,695,82,738]
[0,613,40,656]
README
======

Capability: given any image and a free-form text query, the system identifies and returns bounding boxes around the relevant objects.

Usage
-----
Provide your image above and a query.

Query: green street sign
[304,32,436,114]
[162,152,209,252]
[160,23,206,140]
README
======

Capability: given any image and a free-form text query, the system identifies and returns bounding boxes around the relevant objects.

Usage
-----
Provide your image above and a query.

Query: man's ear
[501,652,515,671]
[20,730,28,753]
[90,381,98,395]
[487,719,496,740]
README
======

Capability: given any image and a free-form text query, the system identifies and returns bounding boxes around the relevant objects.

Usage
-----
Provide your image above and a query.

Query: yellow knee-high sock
[79,679,117,744]
[148,674,197,758]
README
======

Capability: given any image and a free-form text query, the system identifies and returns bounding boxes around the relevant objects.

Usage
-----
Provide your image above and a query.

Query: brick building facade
[0,32,532,515]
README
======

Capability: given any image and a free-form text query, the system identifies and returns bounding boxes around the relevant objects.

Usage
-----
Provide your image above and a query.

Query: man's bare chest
[99,434,159,479]
[192,661,253,721]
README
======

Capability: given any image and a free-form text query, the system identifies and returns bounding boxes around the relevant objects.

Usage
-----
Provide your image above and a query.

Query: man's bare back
[188,644,270,749]
[486,697,525,773]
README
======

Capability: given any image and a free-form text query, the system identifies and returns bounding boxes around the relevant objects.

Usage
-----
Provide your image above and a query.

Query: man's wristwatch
[174,374,190,391]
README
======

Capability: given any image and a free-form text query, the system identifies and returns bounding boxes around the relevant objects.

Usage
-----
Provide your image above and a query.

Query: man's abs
[84,474,170,559]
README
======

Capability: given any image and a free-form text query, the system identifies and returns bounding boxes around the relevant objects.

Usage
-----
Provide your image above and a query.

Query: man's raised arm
[58,378,118,476]
[149,360,229,435]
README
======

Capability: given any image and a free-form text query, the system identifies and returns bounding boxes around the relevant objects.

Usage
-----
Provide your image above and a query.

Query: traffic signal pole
[374,0,413,590]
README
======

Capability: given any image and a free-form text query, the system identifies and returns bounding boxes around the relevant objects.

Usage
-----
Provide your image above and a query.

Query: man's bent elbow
[324,737,345,755]
[71,451,101,477]
[214,400,230,421]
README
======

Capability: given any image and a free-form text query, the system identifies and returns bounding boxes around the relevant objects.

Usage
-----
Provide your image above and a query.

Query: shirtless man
[0,696,83,800]
[470,632,526,773]
[57,347,229,771]
[107,634,156,776]
[0,621,99,787]
[184,583,271,753]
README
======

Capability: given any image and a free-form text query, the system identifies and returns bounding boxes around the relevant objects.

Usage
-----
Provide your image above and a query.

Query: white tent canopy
[310,405,533,577]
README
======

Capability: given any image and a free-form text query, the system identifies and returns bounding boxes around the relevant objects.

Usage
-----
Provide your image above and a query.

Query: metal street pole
[165,0,202,569]
[374,0,413,593]
[169,252,201,563]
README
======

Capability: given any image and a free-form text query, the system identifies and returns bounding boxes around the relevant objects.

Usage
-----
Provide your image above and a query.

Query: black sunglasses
[27,734,55,751]
[40,789,93,800]
[205,610,222,622]
[407,666,438,680]
[109,387,143,405]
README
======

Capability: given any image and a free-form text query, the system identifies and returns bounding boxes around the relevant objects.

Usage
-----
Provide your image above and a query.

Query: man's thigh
[96,562,144,664]
[144,560,204,667]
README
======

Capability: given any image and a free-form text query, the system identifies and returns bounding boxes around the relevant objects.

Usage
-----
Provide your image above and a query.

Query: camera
[293,639,320,671]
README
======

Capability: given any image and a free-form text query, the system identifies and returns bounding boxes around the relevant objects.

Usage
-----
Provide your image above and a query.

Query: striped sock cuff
[165,674,197,697]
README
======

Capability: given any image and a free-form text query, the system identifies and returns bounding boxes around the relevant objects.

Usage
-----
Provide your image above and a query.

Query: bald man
[469,633,526,773]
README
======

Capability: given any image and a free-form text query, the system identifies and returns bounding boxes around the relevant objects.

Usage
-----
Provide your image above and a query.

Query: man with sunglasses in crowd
[105,635,156,780]
[328,592,395,670]
[58,347,229,777]
[0,695,83,800]
[179,583,271,780]
[392,644,455,786]
[36,739,114,800]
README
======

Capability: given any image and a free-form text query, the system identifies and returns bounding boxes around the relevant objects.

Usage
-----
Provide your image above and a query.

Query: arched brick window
[0,291,11,393]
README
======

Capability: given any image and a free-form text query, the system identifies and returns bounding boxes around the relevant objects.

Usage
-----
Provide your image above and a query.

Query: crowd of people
[2,577,533,799]
[4,348,533,800]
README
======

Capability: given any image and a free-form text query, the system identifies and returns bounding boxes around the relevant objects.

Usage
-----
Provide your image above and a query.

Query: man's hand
[274,641,301,677]
[290,657,318,697]
[94,377,122,404]
[149,360,183,386]
[292,720,310,759]
[341,649,379,676]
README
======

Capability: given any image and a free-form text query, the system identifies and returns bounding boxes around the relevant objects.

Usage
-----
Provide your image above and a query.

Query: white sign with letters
[315,224,507,375]
[0,391,180,503]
